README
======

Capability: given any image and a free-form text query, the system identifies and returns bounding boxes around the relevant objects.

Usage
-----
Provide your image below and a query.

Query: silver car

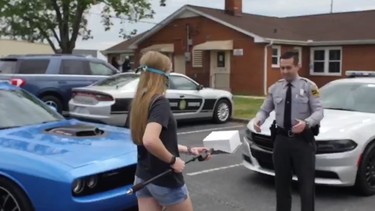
[68,72,233,126]
[242,77,375,196]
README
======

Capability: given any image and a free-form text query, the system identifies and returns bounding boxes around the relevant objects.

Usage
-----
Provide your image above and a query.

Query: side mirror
[197,84,204,90]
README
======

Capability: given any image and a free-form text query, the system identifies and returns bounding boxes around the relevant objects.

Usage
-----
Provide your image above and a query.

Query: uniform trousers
[273,133,316,211]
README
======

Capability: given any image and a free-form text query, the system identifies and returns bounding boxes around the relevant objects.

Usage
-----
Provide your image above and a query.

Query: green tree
[0,0,166,53]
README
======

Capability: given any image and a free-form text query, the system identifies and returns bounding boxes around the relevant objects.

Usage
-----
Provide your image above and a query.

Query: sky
[75,0,375,51]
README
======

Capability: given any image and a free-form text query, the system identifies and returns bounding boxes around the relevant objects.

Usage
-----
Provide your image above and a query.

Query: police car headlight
[72,179,85,194]
[316,139,357,154]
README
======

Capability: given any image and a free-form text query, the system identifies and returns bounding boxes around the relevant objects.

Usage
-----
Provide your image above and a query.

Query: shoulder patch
[310,83,319,97]
[300,77,319,96]
[311,88,319,97]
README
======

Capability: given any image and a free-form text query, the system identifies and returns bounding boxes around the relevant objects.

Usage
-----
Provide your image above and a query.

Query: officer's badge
[179,99,186,110]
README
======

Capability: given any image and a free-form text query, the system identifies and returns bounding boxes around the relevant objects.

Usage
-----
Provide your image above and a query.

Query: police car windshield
[94,74,139,89]
[0,90,63,129]
[320,82,375,113]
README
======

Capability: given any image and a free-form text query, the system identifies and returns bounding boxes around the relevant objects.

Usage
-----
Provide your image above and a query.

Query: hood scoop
[45,124,104,137]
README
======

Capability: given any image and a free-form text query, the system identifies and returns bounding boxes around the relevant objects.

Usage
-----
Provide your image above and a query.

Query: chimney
[225,0,242,16]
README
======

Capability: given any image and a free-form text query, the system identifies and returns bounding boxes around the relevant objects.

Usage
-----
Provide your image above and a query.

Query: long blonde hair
[129,51,172,145]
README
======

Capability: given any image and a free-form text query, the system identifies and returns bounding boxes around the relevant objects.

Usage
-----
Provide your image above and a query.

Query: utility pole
[330,0,334,13]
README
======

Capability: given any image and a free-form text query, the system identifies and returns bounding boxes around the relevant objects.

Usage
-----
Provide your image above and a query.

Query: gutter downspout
[263,40,273,96]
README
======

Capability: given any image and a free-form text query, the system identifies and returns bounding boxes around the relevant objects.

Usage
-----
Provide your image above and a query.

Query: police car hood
[248,109,375,140]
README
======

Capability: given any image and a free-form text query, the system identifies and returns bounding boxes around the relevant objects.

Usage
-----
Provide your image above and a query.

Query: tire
[0,177,34,211]
[212,99,232,123]
[355,142,375,196]
[40,95,63,114]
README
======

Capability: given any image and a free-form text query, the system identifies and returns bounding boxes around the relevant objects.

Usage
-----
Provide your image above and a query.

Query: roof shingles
[105,5,375,52]
[191,5,375,41]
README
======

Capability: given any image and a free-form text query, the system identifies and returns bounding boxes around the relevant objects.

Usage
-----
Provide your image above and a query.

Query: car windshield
[94,74,140,89]
[0,89,64,129]
[320,81,375,113]
[0,59,17,74]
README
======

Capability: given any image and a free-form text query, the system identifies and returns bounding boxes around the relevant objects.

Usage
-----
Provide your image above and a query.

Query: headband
[136,65,169,78]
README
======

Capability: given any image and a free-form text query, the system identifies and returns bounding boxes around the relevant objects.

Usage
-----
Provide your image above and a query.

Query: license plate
[74,96,97,105]
[74,106,90,114]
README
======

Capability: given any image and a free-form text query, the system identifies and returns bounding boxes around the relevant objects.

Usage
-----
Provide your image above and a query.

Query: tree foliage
[0,0,166,53]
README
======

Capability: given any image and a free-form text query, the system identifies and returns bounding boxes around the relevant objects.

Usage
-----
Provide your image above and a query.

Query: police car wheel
[0,177,34,211]
[355,142,375,196]
[41,95,63,114]
[213,99,231,123]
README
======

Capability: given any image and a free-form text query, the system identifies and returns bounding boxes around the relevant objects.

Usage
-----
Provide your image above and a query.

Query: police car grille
[252,133,273,151]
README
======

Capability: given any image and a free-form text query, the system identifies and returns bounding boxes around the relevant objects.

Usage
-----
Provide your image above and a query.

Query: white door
[210,51,231,91]
[173,55,186,74]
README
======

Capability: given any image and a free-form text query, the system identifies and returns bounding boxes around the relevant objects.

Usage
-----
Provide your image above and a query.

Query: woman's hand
[171,157,185,173]
[190,147,212,161]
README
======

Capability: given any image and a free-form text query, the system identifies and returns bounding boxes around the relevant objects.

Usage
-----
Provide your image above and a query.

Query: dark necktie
[284,83,292,130]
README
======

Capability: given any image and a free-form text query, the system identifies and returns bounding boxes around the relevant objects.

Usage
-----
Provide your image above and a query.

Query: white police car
[242,72,375,196]
[68,72,233,126]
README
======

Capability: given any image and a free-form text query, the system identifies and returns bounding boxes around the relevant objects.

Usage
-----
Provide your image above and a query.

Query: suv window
[60,60,90,75]
[18,59,50,74]
[89,62,114,75]
[169,76,198,90]
[0,59,17,74]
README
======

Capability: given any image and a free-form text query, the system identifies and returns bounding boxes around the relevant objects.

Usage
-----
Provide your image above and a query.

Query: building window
[192,50,203,68]
[310,47,342,75]
[272,46,281,68]
[294,47,302,65]
[217,51,225,67]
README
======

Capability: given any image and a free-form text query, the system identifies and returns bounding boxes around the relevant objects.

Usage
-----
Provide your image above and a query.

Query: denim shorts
[134,176,189,206]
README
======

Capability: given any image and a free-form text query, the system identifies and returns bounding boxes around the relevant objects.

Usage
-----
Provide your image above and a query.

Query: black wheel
[212,99,231,123]
[0,177,34,211]
[355,142,375,196]
[40,95,63,114]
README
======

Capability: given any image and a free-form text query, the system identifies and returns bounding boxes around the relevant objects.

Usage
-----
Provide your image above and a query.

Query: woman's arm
[143,122,175,163]
[178,144,212,160]
[178,144,190,155]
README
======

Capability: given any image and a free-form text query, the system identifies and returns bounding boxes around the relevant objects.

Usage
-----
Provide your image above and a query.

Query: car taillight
[10,78,25,87]
[94,94,113,101]
[73,92,113,102]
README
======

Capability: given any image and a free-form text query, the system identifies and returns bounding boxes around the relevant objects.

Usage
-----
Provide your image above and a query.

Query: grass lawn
[233,96,264,120]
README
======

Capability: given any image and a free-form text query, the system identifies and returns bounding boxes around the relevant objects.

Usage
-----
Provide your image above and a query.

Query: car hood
[248,109,375,139]
[0,119,137,168]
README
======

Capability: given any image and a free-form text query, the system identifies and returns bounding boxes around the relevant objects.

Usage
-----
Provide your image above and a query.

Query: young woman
[127,51,210,211]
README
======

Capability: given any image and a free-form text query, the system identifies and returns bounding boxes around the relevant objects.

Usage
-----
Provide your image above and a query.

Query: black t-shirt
[125,95,184,188]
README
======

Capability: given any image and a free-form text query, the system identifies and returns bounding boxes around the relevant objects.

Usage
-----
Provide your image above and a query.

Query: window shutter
[192,50,203,67]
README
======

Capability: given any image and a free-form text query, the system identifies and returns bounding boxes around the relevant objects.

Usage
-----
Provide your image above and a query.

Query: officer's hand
[254,121,261,132]
[292,119,306,134]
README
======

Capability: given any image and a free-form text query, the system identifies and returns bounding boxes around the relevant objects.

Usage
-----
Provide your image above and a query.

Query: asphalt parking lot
[177,120,375,211]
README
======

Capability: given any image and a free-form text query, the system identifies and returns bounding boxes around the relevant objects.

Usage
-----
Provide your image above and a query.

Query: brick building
[103,0,375,96]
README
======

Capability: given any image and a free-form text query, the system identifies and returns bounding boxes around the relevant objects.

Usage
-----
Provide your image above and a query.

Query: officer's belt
[276,127,302,138]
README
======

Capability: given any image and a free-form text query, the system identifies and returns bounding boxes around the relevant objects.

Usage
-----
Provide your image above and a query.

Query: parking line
[177,125,245,135]
[187,163,243,176]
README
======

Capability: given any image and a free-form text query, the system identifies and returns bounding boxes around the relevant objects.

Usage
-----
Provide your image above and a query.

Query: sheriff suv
[0,54,119,114]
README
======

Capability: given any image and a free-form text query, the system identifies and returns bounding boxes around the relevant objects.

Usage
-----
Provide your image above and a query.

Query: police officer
[254,51,324,211]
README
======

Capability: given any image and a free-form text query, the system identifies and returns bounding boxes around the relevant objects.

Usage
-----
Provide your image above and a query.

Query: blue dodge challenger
[0,81,138,211]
